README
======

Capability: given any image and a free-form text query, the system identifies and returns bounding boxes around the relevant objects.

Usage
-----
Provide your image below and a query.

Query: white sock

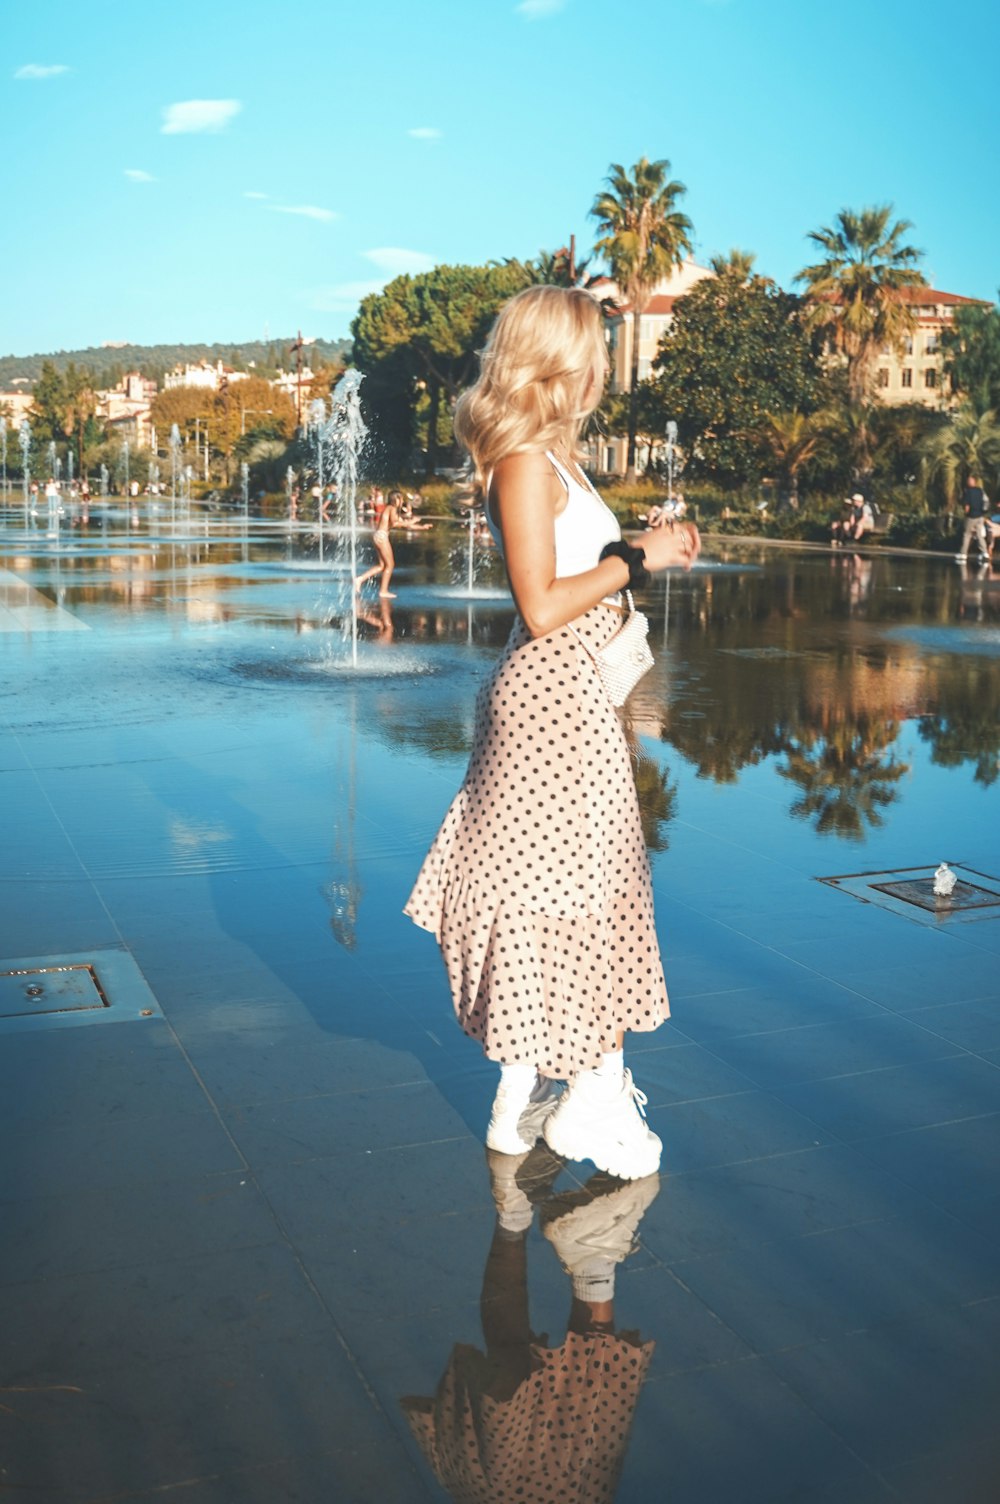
[499,1062,537,1101]
[593,1050,625,1084]
[571,1257,617,1304]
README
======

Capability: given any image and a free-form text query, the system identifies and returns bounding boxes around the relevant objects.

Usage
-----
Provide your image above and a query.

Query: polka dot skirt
[402,1329,654,1503]
[405,607,669,1078]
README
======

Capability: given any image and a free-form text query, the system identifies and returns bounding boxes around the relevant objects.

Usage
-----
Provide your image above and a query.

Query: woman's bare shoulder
[492,451,560,492]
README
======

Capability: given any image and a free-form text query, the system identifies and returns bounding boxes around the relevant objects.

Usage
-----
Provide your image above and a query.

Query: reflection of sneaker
[486,1076,561,1156]
[541,1172,661,1288]
[486,1142,564,1232]
[543,1069,661,1180]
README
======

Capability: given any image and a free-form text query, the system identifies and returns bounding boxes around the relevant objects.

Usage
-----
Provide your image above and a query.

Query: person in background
[832,492,872,545]
[956,475,990,564]
[354,488,401,597]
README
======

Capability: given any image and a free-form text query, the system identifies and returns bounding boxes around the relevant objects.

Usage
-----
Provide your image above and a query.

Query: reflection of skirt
[404,607,669,1078]
[402,1329,654,1504]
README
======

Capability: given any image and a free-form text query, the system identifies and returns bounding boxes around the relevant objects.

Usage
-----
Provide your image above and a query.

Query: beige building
[95,372,158,449]
[163,360,250,392]
[593,270,986,473]
[874,287,987,408]
[590,259,714,475]
[0,386,36,426]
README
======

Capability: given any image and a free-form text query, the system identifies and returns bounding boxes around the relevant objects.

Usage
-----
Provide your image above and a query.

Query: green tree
[941,296,1000,413]
[30,361,68,445]
[591,157,693,479]
[650,272,821,488]
[62,364,98,474]
[796,205,926,410]
[150,384,215,467]
[214,375,297,478]
[352,260,536,474]
[757,409,828,508]
[920,401,1000,508]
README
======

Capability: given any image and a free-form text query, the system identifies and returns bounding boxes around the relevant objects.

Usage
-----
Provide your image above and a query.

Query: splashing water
[19,419,31,511]
[327,369,367,667]
[169,425,182,503]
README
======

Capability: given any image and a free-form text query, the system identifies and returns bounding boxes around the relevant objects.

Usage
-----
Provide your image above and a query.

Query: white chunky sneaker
[543,1068,661,1180]
[486,1075,562,1156]
[486,1142,564,1231]
[541,1171,661,1280]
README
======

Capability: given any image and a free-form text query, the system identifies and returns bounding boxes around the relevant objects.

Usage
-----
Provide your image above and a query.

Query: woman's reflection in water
[402,1147,659,1502]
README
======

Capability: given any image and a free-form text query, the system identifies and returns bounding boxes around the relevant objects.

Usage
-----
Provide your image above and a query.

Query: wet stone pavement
[1,505,999,1502]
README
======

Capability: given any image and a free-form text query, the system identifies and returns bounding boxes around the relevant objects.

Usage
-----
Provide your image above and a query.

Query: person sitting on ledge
[832,492,873,546]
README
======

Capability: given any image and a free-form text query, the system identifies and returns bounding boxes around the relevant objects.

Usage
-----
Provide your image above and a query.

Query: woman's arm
[492,452,698,639]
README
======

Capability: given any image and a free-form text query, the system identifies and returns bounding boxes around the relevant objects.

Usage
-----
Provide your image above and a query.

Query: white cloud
[243,190,268,199]
[310,280,385,314]
[14,63,70,79]
[124,168,156,182]
[161,99,241,135]
[515,0,567,16]
[311,249,438,316]
[363,247,436,276]
[267,204,338,223]
[408,126,442,140]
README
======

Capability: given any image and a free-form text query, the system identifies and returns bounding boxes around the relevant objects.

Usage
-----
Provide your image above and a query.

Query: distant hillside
[0,337,352,389]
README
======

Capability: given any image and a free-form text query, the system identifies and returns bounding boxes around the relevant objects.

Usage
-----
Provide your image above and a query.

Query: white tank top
[485,451,621,579]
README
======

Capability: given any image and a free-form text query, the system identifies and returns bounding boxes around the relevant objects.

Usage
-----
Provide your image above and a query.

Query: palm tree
[709,248,757,284]
[796,206,926,409]
[758,409,827,508]
[592,157,693,479]
[920,401,1000,508]
[531,243,594,288]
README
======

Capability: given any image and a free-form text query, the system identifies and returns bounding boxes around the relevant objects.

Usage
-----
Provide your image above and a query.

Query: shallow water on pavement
[2,502,999,1502]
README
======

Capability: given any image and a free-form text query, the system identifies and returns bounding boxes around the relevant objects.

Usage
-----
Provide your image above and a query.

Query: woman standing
[354,488,401,597]
[405,286,699,1180]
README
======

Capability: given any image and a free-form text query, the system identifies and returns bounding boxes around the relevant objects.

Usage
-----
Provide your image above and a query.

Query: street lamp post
[193,417,210,483]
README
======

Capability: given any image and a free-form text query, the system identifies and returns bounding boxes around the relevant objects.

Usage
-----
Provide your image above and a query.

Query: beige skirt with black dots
[404,606,669,1079]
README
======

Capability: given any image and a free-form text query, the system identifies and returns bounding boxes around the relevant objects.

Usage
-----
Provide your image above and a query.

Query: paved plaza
[1,521,998,1502]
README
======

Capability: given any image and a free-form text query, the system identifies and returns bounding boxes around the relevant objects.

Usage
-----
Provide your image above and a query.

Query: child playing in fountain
[354,488,401,597]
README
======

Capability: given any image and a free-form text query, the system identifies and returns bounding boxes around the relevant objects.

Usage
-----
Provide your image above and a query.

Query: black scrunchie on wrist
[599,539,650,590]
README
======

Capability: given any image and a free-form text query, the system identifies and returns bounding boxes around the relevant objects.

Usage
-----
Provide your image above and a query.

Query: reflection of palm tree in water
[621,715,678,852]
[919,661,1000,788]
[777,713,907,841]
[402,1148,659,1503]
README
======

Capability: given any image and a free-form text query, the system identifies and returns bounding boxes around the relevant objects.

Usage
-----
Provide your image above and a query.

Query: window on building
[877,369,890,388]
[924,369,937,389]
[925,334,939,354]
[904,337,914,355]
[901,369,913,388]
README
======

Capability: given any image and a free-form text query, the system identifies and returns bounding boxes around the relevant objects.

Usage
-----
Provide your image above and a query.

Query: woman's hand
[630,520,701,573]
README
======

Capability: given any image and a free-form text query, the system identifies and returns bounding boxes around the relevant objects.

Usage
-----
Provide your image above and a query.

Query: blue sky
[4,0,997,355]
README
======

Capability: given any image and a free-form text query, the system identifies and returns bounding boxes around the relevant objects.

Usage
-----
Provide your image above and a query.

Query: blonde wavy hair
[453,285,607,500]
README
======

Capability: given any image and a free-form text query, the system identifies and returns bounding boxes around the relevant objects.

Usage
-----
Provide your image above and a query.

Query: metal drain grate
[819,864,1000,928]
[0,963,110,1019]
[0,950,163,1034]
[871,877,1000,914]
